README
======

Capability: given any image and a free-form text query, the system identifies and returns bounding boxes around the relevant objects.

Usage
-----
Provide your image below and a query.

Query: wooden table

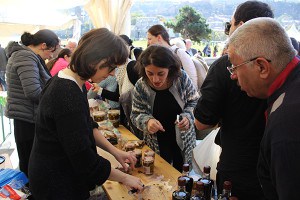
[0,153,13,169]
[97,126,181,200]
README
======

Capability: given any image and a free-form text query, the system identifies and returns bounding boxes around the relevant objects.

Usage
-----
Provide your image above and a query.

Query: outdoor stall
[98,125,181,200]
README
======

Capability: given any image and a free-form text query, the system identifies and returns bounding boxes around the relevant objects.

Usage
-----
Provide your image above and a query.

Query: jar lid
[144,150,155,156]
[93,111,106,116]
[108,109,120,114]
[134,149,142,155]
[144,156,154,162]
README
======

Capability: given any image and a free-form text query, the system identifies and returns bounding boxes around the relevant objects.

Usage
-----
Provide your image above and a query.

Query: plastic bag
[192,128,221,181]
[0,169,28,189]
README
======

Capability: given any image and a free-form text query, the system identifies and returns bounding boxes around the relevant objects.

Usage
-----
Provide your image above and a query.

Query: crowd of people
[1,0,300,199]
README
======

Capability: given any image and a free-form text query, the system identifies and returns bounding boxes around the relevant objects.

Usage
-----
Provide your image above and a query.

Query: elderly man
[194,1,273,199]
[185,39,197,56]
[228,17,300,200]
[66,38,78,53]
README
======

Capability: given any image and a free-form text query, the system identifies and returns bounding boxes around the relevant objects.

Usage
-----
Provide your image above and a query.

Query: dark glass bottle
[180,163,194,195]
[217,181,232,200]
[198,165,214,200]
[172,177,190,200]
[191,181,206,200]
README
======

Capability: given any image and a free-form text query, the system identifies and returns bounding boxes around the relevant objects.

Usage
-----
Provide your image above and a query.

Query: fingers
[127,151,137,169]
[155,120,165,132]
[177,116,189,130]
[148,119,165,134]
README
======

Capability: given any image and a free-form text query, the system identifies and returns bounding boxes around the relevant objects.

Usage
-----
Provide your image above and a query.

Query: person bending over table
[28,28,144,199]
[131,45,199,171]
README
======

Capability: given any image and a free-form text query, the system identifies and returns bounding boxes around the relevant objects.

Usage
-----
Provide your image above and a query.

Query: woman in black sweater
[28,28,144,199]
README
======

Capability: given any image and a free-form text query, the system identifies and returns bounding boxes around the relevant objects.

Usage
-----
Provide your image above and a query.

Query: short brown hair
[136,45,182,82]
[69,28,128,80]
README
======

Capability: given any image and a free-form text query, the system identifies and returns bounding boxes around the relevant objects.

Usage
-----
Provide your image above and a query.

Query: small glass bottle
[218,181,232,200]
[191,181,206,200]
[180,163,194,195]
[198,165,214,200]
[172,177,190,200]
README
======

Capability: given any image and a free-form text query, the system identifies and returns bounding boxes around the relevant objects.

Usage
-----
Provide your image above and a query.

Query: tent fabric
[84,0,132,35]
[287,24,300,41]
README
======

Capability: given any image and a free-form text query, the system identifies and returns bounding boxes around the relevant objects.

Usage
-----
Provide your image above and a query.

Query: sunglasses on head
[225,22,231,35]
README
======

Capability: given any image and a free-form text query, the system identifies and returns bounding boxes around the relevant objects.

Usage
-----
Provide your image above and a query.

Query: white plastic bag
[192,128,221,181]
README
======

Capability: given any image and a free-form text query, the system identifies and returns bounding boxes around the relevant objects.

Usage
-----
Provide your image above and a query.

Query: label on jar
[144,166,152,175]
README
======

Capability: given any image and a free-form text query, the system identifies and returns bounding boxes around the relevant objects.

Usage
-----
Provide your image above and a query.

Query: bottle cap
[223,181,232,190]
[203,165,211,174]
[178,177,186,186]
[195,181,205,191]
[182,163,189,172]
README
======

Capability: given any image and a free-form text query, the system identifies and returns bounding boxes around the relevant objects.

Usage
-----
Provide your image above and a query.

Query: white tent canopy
[287,24,300,41]
[0,0,89,45]
[84,0,132,35]
[0,0,133,46]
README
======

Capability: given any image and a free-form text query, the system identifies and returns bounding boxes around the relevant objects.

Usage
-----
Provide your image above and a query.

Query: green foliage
[164,5,212,43]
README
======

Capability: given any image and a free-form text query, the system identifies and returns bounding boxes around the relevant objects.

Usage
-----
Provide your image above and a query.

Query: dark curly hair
[136,45,181,83]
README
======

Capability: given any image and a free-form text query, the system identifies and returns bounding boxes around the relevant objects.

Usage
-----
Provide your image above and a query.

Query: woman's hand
[113,149,137,171]
[91,83,101,92]
[109,168,144,193]
[147,119,165,134]
[122,174,144,193]
[176,116,190,131]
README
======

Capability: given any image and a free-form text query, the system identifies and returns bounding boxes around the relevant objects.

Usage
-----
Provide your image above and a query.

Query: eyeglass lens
[225,22,231,35]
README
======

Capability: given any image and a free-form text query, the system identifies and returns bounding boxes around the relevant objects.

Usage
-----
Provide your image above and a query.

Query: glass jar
[134,149,142,168]
[143,156,154,175]
[124,142,135,152]
[93,111,106,122]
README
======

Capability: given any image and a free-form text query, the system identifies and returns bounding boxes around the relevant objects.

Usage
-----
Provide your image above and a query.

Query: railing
[0,92,12,145]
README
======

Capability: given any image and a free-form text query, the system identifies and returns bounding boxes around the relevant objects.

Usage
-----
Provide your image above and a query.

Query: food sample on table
[115,163,132,174]
[98,120,114,131]
[101,130,118,145]
[122,140,145,149]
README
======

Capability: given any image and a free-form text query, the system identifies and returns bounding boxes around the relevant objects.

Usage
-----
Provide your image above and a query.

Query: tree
[164,6,212,43]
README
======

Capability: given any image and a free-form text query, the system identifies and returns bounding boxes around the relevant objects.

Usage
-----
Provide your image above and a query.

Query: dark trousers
[158,142,183,172]
[14,119,35,177]
[216,169,265,200]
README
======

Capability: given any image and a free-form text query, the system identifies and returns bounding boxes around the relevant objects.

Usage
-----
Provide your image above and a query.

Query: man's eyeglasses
[225,22,231,35]
[227,57,271,75]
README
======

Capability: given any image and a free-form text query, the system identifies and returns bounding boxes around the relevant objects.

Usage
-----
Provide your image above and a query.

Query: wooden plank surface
[0,153,13,169]
[97,126,181,200]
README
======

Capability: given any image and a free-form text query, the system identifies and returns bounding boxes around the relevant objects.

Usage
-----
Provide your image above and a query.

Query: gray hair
[228,17,297,72]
